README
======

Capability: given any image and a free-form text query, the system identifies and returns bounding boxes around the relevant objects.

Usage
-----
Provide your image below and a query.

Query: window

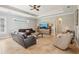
[0,17,6,33]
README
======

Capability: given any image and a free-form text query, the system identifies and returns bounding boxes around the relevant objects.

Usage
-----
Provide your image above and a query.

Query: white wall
[38,13,74,33]
[0,11,37,34]
[61,14,74,31]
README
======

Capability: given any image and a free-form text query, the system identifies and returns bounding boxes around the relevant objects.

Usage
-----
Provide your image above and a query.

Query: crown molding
[39,11,74,18]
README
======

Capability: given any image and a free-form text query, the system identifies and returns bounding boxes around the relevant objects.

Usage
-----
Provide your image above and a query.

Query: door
[55,17,62,35]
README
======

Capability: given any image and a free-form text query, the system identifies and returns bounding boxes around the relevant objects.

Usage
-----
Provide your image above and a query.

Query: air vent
[63,5,73,12]
[67,6,71,8]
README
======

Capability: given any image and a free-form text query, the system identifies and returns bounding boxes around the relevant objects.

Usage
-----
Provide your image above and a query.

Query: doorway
[55,17,62,35]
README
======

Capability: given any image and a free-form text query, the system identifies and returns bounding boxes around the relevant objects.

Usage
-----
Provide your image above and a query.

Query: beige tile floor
[0,35,78,54]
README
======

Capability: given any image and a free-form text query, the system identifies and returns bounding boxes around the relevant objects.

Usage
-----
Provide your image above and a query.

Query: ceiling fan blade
[34,5,37,7]
[29,5,33,7]
[36,9,39,11]
[37,5,40,8]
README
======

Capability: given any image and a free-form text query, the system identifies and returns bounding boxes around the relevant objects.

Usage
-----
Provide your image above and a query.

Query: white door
[55,17,62,35]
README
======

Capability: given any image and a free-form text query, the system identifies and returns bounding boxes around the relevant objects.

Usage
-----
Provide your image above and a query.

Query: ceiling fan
[29,5,40,11]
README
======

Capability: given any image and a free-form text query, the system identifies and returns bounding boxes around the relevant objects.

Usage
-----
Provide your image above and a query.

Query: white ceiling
[0,5,36,17]
[11,5,76,17]
[0,5,77,17]
[11,5,64,16]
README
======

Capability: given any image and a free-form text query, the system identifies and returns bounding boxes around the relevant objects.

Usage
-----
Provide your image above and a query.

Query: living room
[0,5,79,54]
